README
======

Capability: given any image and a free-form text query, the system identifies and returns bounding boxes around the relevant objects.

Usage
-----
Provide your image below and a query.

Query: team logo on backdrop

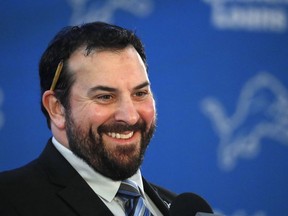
[0,88,4,130]
[203,0,288,32]
[201,72,288,171]
[67,0,288,32]
[67,0,154,24]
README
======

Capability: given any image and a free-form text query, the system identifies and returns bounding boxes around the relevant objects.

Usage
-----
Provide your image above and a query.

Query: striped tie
[117,180,152,216]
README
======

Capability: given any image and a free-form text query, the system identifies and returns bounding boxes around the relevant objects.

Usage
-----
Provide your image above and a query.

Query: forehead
[67,46,149,89]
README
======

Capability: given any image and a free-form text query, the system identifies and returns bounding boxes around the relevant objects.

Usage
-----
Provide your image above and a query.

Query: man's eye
[98,95,112,100]
[136,92,146,96]
[94,94,114,103]
[134,91,149,99]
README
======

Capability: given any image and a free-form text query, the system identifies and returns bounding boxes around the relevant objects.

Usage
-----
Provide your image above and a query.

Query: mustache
[97,121,147,134]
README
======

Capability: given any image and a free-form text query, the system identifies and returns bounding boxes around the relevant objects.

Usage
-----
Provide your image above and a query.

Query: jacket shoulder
[0,159,42,184]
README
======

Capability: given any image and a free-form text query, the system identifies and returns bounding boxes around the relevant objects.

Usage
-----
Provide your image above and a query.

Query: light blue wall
[1,1,288,215]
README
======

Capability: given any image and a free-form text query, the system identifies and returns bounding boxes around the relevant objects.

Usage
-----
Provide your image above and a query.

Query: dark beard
[65,112,155,181]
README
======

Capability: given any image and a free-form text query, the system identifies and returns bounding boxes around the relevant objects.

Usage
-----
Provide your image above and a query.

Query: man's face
[64,46,156,180]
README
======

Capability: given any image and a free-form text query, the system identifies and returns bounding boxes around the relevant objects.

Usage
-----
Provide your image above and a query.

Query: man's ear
[42,90,66,129]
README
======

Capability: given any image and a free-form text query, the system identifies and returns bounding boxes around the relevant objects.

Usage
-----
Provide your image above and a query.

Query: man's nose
[114,97,140,125]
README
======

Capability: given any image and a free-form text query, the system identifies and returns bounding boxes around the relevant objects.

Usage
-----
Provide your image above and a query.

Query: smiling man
[60,46,156,181]
[0,22,176,216]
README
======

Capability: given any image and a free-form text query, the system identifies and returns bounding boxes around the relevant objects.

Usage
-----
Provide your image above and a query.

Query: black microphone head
[169,192,213,216]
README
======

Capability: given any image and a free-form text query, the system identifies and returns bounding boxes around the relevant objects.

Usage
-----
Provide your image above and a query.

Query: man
[0,22,176,216]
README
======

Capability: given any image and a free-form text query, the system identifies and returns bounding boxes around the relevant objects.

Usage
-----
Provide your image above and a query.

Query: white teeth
[107,132,134,139]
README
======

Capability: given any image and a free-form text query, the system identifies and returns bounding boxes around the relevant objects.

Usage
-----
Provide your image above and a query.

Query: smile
[107,131,134,139]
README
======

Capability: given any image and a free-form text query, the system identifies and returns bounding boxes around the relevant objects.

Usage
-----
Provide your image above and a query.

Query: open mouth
[107,131,134,139]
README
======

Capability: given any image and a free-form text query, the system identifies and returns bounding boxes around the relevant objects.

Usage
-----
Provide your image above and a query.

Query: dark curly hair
[39,22,147,129]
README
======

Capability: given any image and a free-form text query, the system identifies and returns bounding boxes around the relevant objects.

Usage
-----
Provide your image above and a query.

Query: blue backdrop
[1,1,288,215]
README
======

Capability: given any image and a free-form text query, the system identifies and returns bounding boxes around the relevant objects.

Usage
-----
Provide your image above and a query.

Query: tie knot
[118,180,141,198]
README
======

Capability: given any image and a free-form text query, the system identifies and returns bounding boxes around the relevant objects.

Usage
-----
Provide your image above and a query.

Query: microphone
[169,192,220,216]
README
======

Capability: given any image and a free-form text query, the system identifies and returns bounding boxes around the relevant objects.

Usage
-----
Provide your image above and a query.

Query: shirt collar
[52,137,144,202]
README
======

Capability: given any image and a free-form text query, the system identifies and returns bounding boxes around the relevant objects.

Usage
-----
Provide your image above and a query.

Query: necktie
[117,180,152,216]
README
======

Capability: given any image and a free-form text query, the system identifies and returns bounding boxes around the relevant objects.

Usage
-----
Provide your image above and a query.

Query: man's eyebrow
[88,81,150,95]
[134,81,150,90]
[88,86,117,96]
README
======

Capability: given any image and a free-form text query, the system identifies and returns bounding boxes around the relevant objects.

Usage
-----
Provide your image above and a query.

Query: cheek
[140,100,156,125]
[70,104,112,127]
[90,111,112,126]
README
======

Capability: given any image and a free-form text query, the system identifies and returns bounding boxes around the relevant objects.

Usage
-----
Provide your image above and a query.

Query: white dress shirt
[52,137,163,216]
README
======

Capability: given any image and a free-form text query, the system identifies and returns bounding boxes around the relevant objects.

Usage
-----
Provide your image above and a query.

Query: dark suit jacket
[0,139,176,216]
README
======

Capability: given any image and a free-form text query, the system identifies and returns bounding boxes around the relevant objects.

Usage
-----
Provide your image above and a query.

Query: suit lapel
[143,178,170,216]
[57,176,113,216]
[38,140,113,216]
